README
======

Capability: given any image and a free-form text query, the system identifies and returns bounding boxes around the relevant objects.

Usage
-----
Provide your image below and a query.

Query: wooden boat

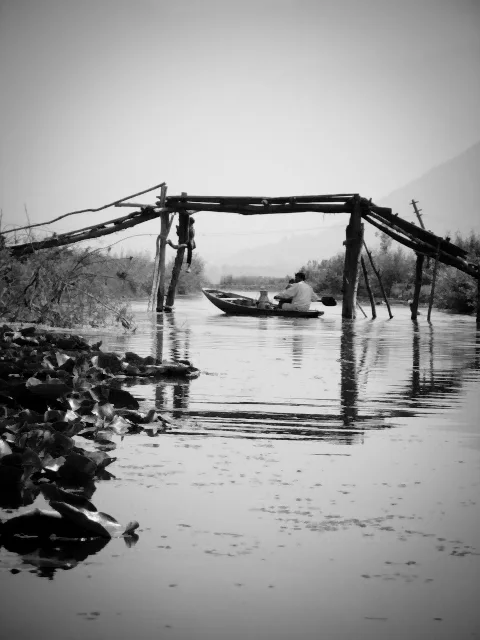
[202,288,324,318]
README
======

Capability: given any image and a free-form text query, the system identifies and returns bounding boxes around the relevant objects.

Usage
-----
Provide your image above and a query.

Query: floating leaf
[40,485,97,511]
[93,402,115,420]
[108,415,130,436]
[50,501,139,538]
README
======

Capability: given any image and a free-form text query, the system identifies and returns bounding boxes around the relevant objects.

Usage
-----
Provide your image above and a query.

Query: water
[1,294,479,640]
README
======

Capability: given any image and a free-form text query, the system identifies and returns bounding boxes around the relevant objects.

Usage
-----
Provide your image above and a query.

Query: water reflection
[154,313,192,417]
[0,536,109,579]
[88,300,480,444]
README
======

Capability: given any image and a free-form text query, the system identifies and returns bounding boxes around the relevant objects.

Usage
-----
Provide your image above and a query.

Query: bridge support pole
[410,253,424,320]
[342,197,364,319]
[165,197,189,311]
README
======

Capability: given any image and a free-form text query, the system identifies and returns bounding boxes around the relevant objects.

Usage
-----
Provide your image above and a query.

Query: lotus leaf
[108,415,131,435]
[49,501,137,538]
[39,485,97,511]
[0,438,12,458]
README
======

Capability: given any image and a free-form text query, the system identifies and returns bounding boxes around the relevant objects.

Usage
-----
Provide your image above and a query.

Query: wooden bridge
[3,182,479,323]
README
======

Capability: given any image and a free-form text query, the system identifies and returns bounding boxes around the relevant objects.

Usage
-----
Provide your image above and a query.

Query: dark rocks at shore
[0,324,199,528]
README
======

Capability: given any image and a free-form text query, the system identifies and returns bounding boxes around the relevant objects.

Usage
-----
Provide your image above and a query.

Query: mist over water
[1,294,479,640]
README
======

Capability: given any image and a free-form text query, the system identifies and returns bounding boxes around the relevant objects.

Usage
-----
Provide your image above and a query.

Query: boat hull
[202,289,324,318]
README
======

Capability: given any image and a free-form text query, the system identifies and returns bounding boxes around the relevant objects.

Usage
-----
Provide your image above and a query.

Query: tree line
[1,230,478,329]
[300,231,480,314]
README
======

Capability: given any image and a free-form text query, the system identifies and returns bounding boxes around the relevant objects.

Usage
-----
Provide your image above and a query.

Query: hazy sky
[1,0,479,265]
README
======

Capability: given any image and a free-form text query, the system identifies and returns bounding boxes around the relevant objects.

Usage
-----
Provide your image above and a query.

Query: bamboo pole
[356,301,368,318]
[411,254,424,320]
[342,197,364,319]
[165,194,189,310]
[361,255,376,318]
[363,242,393,319]
[427,242,441,322]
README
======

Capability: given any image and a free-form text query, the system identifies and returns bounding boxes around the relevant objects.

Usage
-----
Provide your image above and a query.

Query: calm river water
[1,294,479,640]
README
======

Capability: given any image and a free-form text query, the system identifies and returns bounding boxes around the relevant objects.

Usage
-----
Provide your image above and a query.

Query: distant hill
[377,142,480,237]
[213,226,348,280]
[208,143,480,281]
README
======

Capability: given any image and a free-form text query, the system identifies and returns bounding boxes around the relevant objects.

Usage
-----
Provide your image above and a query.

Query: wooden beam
[167,202,351,215]
[342,197,364,319]
[10,207,164,256]
[368,204,468,259]
[165,193,357,205]
[364,213,478,279]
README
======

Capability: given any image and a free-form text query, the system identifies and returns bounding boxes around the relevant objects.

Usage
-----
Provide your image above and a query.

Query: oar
[320,296,337,307]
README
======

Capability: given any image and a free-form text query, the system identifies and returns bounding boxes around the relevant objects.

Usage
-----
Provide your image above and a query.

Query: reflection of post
[166,313,191,414]
[292,332,304,368]
[155,316,165,410]
[411,322,420,396]
[340,321,358,425]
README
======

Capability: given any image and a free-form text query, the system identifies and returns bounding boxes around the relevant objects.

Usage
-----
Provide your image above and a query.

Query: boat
[202,288,325,318]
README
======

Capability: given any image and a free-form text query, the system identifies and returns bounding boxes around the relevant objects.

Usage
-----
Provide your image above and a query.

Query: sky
[1,0,479,269]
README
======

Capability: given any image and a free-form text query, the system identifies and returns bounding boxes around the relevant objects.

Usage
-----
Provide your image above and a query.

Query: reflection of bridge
[150,313,480,444]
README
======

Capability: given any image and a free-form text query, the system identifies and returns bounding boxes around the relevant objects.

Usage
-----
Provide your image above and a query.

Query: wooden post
[426,242,440,322]
[342,197,364,319]
[477,266,480,327]
[363,242,393,319]
[149,184,167,311]
[165,193,189,310]
[411,199,425,229]
[148,185,168,311]
[411,253,424,320]
[360,255,376,319]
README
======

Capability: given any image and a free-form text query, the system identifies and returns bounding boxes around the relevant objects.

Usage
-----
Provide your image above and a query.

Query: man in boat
[274,272,316,311]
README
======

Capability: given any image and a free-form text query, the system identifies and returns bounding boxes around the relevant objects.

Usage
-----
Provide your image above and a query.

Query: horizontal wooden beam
[167,202,351,215]
[165,193,357,205]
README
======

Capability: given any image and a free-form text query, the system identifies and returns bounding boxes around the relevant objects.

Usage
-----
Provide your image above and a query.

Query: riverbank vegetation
[219,231,479,315]
[301,231,480,314]
[0,240,209,329]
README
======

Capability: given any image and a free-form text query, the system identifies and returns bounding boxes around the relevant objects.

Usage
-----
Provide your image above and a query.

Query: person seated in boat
[276,278,295,309]
[274,272,316,311]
